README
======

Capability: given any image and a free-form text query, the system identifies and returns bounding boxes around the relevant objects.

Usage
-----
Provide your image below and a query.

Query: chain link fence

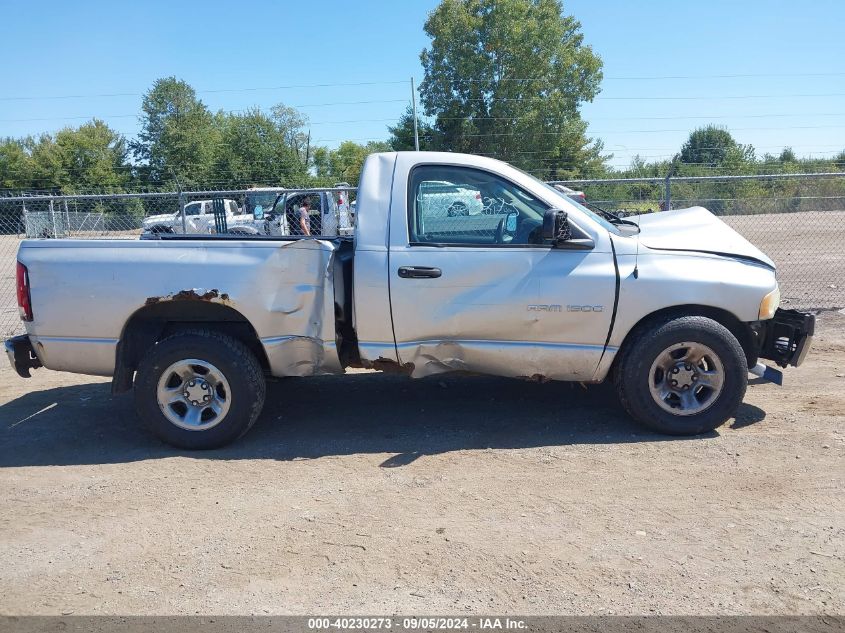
[2,174,843,337]
[0,187,356,335]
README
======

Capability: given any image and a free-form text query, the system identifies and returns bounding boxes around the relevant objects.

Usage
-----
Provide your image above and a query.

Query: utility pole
[411,77,420,151]
[175,176,186,233]
[305,130,311,167]
[49,198,57,238]
[664,163,675,211]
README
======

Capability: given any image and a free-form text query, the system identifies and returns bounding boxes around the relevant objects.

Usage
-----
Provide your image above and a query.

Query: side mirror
[542,209,572,244]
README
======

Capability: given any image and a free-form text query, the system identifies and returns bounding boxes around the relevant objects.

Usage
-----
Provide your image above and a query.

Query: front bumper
[4,335,42,378]
[758,308,815,368]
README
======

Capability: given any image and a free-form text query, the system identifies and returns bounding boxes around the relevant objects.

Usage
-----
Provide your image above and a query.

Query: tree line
[1,0,843,197]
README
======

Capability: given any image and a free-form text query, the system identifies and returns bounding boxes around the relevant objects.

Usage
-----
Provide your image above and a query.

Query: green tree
[778,147,797,163]
[418,0,606,178]
[53,120,129,191]
[212,108,309,187]
[22,120,129,192]
[0,138,34,190]
[271,104,310,162]
[313,140,392,186]
[132,77,219,187]
[678,125,754,167]
[387,105,438,151]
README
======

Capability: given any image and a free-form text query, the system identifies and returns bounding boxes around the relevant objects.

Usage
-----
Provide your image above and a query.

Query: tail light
[16,261,33,322]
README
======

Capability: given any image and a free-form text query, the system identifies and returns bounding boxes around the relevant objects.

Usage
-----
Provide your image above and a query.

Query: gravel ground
[721,211,845,310]
[0,313,842,616]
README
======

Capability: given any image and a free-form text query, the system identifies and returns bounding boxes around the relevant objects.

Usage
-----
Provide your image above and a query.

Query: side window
[184,202,202,216]
[409,165,549,246]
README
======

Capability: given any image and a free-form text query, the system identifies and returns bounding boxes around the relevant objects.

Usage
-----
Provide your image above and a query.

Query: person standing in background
[296,198,311,236]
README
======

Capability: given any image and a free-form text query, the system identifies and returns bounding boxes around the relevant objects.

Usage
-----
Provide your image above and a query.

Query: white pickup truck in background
[142,190,354,238]
[254,189,353,237]
[7,152,814,449]
[142,199,252,235]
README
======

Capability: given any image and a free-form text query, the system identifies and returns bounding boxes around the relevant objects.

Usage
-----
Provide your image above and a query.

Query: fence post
[664,171,672,211]
[411,76,420,151]
[178,190,186,233]
[49,198,56,237]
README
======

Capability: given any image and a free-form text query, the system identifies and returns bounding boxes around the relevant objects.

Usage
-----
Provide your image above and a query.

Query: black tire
[134,328,266,449]
[614,316,747,435]
[446,201,469,217]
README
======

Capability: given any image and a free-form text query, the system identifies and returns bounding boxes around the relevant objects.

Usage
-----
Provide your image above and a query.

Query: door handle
[398,266,442,279]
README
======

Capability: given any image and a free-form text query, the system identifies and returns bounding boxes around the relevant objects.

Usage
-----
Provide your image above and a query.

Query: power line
[446,72,845,81]
[437,112,845,122]
[5,70,845,103]
[460,93,845,102]
[0,80,411,102]
[597,93,845,101]
[311,125,845,143]
[605,72,845,80]
[9,109,845,125]
[0,113,403,125]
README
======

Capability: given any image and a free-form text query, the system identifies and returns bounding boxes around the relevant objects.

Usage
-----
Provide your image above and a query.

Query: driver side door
[388,164,616,381]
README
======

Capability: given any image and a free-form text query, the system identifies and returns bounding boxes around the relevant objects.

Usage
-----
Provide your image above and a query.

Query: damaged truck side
[7,152,814,449]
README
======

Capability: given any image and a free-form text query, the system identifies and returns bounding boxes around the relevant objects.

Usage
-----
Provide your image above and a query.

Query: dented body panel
[387,247,615,379]
[16,238,341,377]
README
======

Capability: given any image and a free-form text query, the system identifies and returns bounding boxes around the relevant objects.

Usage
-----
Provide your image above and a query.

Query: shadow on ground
[0,372,765,467]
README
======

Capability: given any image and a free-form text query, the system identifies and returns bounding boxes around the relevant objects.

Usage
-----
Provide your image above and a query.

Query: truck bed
[16,236,354,379]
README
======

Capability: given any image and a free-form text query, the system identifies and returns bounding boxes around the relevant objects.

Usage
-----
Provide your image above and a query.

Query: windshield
[510,166,624,235]
[245,191,280,215]
[535,179,625,235]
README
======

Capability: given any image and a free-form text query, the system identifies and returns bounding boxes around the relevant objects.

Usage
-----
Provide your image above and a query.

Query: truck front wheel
[134,329,266,449]
[614,316,748,435]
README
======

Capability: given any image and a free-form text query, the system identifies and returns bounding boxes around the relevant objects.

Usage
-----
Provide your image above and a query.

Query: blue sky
[1,0,843,169]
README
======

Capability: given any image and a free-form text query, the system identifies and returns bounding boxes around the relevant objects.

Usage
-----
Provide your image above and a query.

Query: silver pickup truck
[6,151,814,449]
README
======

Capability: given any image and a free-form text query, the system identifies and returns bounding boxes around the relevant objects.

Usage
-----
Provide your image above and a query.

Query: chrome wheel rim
[156,359,231,431]
[648,342,725,416]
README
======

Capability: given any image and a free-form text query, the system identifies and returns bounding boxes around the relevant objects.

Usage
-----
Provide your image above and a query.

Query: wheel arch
[112,300,268,393]
[609,304,757,375]
[227,225,260,235]
[146,225,174,234]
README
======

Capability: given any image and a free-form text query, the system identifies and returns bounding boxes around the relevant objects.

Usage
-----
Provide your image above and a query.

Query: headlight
[758,285,780,320]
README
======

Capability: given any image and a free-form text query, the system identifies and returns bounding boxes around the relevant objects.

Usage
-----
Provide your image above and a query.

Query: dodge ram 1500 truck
[6,151,814,449]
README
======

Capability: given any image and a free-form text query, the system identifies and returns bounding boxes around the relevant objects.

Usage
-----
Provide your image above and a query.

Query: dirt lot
[721,211,844,310]
[0,313,842,616]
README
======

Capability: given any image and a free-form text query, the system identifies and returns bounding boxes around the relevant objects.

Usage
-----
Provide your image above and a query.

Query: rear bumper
[4,335,42,378]
[758,308,815,368]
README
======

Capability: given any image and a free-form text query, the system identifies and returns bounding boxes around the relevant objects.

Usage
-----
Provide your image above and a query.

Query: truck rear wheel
[614,316,747,435]
[134,329,266,449]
